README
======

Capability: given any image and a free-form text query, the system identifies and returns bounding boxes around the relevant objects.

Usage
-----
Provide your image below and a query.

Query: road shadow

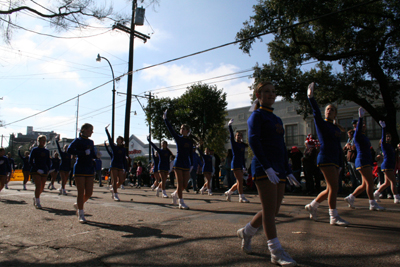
[0,199,27,205]
[86,221,182,239]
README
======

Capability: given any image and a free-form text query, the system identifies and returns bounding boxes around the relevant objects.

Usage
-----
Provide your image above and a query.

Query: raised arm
[105,126,115,148]
[354,108,365,138]
[18,147,24,159]
[163,110,179,141]
[380,121,386,144]
[147,136,161,153]
[56,140,63,155]
[228,119,235,145]
[104,141,113,157]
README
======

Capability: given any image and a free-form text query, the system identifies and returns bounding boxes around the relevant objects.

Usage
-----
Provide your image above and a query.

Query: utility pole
[123,0,137,153]
[112,1,150,153]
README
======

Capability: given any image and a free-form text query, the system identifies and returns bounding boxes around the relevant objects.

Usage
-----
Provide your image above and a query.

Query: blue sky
[0,0,271,146]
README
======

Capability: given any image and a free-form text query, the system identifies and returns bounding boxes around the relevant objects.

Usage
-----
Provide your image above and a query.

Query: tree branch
[0,6,83,18]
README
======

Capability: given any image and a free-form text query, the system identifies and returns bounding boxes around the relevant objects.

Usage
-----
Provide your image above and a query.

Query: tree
[0,0,113,42]
[0,0,160,43]
[236,0,400,144]
[145,83,229,156]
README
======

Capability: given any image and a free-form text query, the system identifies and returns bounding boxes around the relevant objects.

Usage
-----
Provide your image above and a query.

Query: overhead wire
[0,17,113,39]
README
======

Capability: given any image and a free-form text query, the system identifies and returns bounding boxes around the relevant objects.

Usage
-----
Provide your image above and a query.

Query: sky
[0,0,272,147]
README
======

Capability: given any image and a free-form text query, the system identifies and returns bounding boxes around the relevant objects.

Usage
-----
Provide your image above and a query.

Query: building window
[285,124,298,146]
[238,113,245,121]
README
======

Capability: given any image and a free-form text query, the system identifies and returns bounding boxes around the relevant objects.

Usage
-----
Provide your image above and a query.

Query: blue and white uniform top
[105,128,127,171]
[380,126,395,171]
[197,148,213,174]
[29,147,51,174]
[148,140,173,172]
[248,105,292,182]
[18,150,30,172]
[308,97,343,168]
[164,118,193,171]
[67,136,97,176]
[0,156,11,176]
[354,117,372,170]
[229,124,247,171]
[56,140,72,172]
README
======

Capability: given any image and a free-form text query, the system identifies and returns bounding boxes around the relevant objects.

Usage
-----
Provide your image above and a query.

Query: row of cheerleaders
[1,81,399,266]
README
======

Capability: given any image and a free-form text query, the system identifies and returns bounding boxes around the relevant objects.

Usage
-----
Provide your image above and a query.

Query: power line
[0,17,113,39]
[128,0,380,77]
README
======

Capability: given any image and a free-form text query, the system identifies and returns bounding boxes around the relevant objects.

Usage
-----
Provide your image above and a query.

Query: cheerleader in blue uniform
[237,82,299,266]
[150,148,161,194]
[148,137,173,198]
[30,135,51,209]
[18,146,30,190]
[197,142,214,196]
[225,119,250,203]
[5,153,15,189]
[105,125,127,202]
[47,152,60,190]
[344,108,384,210]
[304,82,349,226]
[104,140,113,187]
[56,140,72,195]
[373,121,400,203]
[0,148,11,194]
[163,109,194,210]
[68,123,97,223]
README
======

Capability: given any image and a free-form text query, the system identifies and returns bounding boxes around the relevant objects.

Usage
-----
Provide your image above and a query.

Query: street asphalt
[0,181,399,266]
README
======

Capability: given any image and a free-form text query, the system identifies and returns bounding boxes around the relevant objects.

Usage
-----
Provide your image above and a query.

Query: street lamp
[96,53,116,141]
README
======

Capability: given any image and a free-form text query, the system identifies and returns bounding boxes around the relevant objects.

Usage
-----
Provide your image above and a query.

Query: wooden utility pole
[124,0,137,152]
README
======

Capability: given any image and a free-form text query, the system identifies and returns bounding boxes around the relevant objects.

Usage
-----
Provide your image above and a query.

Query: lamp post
[96,54,116,141]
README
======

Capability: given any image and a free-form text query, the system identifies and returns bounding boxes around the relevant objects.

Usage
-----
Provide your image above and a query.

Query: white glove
[37,169,44,174]
[287,174,300,187]
[265,168,280,184]
[18,146,22,149]
[7,172,11,176]
[85,149,91,155]
[379,120,386,128]
[228,119,233,126]
[358,107,365,118]
[163,109,168,120]
[307,82,314,98]
[243,168,246,173]
[0,160,4,165]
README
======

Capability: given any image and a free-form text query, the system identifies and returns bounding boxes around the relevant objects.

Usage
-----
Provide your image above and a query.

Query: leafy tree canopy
[145,83,228,156]
[0,0,159,43]
[236,0,400,144]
